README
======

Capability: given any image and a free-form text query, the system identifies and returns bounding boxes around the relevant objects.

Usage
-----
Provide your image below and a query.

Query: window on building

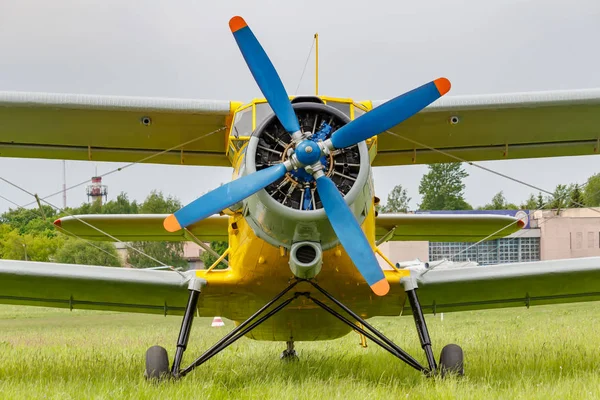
[429,237,540,266]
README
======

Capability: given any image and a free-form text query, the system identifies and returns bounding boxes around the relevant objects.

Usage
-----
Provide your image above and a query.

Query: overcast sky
[0,0,599,213]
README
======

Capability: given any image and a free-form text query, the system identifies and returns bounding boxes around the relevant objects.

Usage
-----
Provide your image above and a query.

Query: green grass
[1,302,599,399]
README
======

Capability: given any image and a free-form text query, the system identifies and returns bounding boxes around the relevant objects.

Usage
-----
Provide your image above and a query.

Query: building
[378,208,600,266]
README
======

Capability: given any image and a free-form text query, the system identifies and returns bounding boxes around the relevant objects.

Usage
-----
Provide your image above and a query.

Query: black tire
[439,344,464,378]
[145,345,170,381]
[280,350,299,362]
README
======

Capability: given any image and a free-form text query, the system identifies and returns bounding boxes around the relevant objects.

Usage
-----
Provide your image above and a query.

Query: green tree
[569,185,584,208]
[547,184,571,211]
[536,192,545,209]
[201,241,229,270]
[418,163,472,210]
[480,191,519,210]
[54,237,122,267]
[67,200,102,215]
[380,184,411,213]
[0,228,64,261]
[127,191,186,268]
[583,173,600,207]
[520,193,538,210]
[1,205,57,235]
[102,192,139,214]
[65,192,138,216]
[127,241,187,269]
[139,191,181,213]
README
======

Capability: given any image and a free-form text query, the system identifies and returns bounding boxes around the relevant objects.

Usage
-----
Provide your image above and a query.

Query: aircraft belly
[243,308,354,341]
[194,202,406,342]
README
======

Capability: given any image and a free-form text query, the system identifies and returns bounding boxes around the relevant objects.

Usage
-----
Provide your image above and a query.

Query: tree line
[379,163,600,213]
[0,191,193,268]
[1,164,598,268]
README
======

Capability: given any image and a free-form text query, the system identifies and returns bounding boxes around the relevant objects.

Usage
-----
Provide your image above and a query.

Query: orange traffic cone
[211,316,225,327]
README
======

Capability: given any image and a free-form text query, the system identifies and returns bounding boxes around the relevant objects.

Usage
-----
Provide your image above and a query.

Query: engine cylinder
[242,102,373,250]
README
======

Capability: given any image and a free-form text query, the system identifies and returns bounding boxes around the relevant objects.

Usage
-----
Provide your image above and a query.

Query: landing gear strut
[145,278,463,380]
[280,339,298,361]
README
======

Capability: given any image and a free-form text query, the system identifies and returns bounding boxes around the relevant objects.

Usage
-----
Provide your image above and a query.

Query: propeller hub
[295,140,322,165]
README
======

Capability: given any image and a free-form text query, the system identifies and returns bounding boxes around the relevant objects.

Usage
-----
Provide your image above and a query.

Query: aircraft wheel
[280,349,299,362]
[439,344,464,378]
[145,345,170,381]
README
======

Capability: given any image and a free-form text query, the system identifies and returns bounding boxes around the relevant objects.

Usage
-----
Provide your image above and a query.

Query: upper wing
[375,213,523,242]
[372,88,600,166]
[403,257,600,314]
[0,91,239,167]
[54,214,229,242]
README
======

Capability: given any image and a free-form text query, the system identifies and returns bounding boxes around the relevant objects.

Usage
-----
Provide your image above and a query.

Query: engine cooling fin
[254,104,361,211]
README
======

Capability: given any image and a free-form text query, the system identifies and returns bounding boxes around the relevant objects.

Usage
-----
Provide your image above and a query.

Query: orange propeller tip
[229,16,247,32]
[434,77,451,96]
[370,279,390,297]
[163,214,182,233]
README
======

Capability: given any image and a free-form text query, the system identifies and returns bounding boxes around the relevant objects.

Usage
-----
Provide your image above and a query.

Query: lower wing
[2,258,600,317]
[0,260,205,315]
[404,257,600,314]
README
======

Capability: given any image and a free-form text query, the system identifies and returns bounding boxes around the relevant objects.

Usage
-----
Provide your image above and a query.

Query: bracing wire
[0,192,122,265]
[0,176,186,278]
[1,125,228,276]
[294,37,316,95]
[447,183,600,265]
[384,130,600,214]
[380,130,600,269]
[21,126,226,208]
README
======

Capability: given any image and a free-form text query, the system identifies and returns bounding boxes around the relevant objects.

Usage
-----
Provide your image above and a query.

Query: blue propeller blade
[230,16,300,135]
[330,78,450,150]
[315,175,390,296]
[164,163,288,232]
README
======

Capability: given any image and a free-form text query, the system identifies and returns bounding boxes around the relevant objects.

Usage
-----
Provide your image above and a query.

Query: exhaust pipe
[289,241,323,279]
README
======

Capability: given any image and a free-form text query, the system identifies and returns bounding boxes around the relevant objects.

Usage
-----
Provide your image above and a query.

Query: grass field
[1,302,599,399]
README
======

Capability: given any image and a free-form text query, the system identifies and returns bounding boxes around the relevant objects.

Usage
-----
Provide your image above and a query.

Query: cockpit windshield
[232,106,252,137]
[255,102,273,129]
[326,101,350,118]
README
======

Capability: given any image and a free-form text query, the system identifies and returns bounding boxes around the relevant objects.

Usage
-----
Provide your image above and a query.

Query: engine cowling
[241,102,373,250]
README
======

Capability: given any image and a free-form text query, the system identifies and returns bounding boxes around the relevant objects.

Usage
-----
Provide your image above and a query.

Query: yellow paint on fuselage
[196,96,409,342]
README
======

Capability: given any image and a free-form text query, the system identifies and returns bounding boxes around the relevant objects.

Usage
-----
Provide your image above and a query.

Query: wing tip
[434,77,451,96]
[53,218,62,228]
[370,278,390,296]
[163,214,182,233]
[229,16,247,33]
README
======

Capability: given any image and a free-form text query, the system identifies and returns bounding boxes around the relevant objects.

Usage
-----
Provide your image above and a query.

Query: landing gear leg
[145,278,202,381]
[145,279,302,380]
[406,288,437,374]
[402,275,463,377]
[171,278,202,378]
[280,339,298,361]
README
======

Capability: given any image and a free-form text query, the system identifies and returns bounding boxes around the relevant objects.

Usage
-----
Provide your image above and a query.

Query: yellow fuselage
[194,96,408,342]
[196,207,407,341]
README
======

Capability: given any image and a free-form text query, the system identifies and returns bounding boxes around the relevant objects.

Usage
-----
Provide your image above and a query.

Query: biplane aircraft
[1,16,600,380]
